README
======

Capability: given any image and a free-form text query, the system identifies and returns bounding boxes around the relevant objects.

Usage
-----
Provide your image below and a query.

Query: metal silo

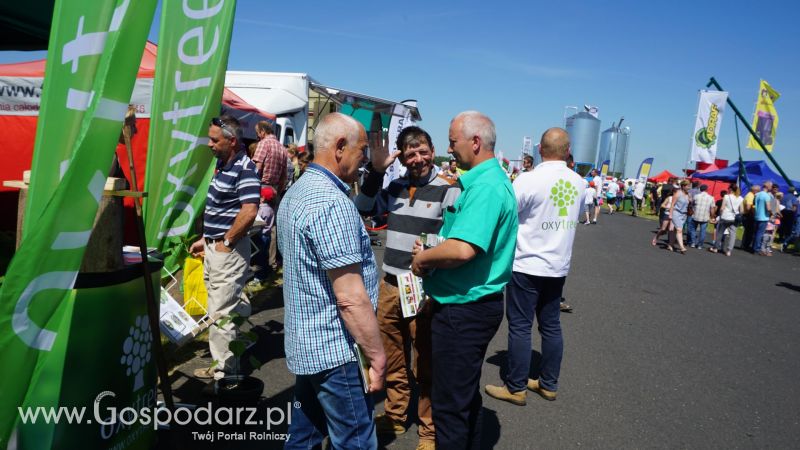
[597,126,618,168]
[565,111,600,168]
[612,127,630,177]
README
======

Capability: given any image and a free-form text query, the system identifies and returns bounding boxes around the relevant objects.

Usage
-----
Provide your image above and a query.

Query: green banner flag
[0,0,157,447]
[143,0,238,275]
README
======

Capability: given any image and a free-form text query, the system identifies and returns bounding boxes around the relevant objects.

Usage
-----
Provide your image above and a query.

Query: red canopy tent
[648,170,678,183]
[0,42,273,193]
[689,163,730,200]
[0,43,273,236]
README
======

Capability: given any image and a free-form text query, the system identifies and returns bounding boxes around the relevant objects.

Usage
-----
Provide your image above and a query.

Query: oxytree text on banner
[0,0,157,447]
[143,0,238,275]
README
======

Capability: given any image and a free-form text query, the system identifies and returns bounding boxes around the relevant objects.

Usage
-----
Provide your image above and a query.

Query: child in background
[584,181,597,224]
[246,186,276,293]
[762,192,784,255]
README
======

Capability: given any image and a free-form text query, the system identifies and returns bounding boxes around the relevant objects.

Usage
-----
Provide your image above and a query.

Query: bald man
[278,113,385,449]
[485,127,585,406]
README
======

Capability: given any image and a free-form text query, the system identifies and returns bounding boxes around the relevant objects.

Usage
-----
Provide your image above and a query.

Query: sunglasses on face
[211,117,235,138]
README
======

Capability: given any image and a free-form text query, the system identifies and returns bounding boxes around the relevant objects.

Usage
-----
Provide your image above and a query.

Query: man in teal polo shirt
[411,111,517,450]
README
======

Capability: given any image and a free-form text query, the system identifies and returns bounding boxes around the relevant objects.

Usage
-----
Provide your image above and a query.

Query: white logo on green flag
[143,0,238,275]
[0,0,157,447]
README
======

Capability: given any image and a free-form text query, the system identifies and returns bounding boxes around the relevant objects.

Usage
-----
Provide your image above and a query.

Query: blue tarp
[692,160,799,192]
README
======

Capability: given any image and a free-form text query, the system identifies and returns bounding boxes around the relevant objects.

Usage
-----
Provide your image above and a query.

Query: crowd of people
[648,178,798,256]
[184,110,798,449]
[188,111,586,449]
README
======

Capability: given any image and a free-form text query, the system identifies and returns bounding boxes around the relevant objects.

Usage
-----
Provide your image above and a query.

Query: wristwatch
[223,237,232,248]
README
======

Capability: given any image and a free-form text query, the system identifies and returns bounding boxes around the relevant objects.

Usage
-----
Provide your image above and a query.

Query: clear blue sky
[3,0,799,180]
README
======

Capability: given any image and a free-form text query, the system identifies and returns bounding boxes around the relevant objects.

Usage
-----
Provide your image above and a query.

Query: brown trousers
[378,278,434,440]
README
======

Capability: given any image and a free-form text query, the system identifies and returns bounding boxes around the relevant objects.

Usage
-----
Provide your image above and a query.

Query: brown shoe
[375,413,405,436]
[527,379,557,401]
[193,367,216,379]
[415,439,436,450]
[484,384,526,406]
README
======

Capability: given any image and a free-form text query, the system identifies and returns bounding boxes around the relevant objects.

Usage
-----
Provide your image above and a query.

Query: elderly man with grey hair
[278,112,386,449]
[411,111,518,449]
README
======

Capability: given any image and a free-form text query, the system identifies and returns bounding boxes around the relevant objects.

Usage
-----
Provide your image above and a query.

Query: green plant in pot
[210,312,264,404]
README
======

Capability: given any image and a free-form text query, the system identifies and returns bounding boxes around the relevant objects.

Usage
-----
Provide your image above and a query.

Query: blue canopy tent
[692,160,800,192]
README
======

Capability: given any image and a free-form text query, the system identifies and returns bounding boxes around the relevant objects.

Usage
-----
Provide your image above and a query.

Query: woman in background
[710,183,743,256]
[667,180,690,253]
[652,184,673,246]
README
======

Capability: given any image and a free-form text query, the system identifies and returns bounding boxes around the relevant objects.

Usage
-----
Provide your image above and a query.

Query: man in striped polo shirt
[189,115,260,381]
[355,126,460,449]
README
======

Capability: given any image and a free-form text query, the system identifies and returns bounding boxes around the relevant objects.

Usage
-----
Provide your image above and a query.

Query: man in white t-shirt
[484,127,584,405]
[606,179,620,214]
[631,180,645,217]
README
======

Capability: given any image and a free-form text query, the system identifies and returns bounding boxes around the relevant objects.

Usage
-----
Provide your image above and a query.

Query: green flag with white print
[0,0,157,447]
[143,0,238,275]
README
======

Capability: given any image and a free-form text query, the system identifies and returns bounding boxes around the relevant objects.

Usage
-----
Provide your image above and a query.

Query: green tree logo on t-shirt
[550,179,579,216]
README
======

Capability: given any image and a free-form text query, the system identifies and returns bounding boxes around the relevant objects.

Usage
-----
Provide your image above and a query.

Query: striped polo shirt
[355,168,460,275]
[277,164,379,375]
[203,150,261,239]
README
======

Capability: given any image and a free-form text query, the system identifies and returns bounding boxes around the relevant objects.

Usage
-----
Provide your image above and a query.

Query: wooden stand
[4,175,136,271]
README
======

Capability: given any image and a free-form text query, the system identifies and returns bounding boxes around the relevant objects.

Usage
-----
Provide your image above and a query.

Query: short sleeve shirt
[203,151,260,239]
[423,159,518,304]
[277,164,379,375]
[584,185,597,204]
[754,191,771,221]
[692,192,715,222]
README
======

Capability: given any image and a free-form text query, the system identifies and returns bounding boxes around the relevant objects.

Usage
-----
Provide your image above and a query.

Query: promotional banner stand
[122,116,175,412]
[705,77,797,191]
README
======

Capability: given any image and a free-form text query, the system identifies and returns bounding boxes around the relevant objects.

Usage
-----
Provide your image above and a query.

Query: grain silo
[597,126,618,168]
[565,111,600,169]
[612,127,630,177]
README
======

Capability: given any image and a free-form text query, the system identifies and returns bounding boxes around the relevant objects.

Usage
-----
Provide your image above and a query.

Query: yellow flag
[747,80,780,152]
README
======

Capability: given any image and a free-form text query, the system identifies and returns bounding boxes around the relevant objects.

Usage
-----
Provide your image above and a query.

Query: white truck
[223,71,421,151]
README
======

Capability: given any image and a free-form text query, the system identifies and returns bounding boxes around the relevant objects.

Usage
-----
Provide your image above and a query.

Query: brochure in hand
[397,272,427,318]
[353,343,370,394]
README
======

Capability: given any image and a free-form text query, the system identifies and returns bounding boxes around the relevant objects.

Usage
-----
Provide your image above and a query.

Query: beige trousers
[203,238,251,379]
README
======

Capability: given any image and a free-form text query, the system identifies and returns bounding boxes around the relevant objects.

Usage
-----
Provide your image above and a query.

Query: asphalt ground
[160,210,800,449]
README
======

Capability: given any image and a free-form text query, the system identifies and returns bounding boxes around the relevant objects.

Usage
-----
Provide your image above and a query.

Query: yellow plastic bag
[183,256,208,316]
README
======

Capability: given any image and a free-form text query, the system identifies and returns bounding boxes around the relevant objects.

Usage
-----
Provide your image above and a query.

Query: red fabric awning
[647,170,678,183]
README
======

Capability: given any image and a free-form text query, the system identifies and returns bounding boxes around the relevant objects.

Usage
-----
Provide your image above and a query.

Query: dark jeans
[286,362,377,450]
[778,210,795,241]
[431,294,503,450]
[691,220,708,247]
[742,215,755,250]
[252,231,271,281]
[505,272,565,393]
[685,216,696,245]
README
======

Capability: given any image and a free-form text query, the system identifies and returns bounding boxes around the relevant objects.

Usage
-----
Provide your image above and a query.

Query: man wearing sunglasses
[189,115,260,381]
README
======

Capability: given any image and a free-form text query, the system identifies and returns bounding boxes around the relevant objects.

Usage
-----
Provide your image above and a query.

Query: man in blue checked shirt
[189,115,260,381]
[278,113,386,450]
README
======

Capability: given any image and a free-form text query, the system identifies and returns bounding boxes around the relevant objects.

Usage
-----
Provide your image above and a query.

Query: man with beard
[355,126,460,450]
